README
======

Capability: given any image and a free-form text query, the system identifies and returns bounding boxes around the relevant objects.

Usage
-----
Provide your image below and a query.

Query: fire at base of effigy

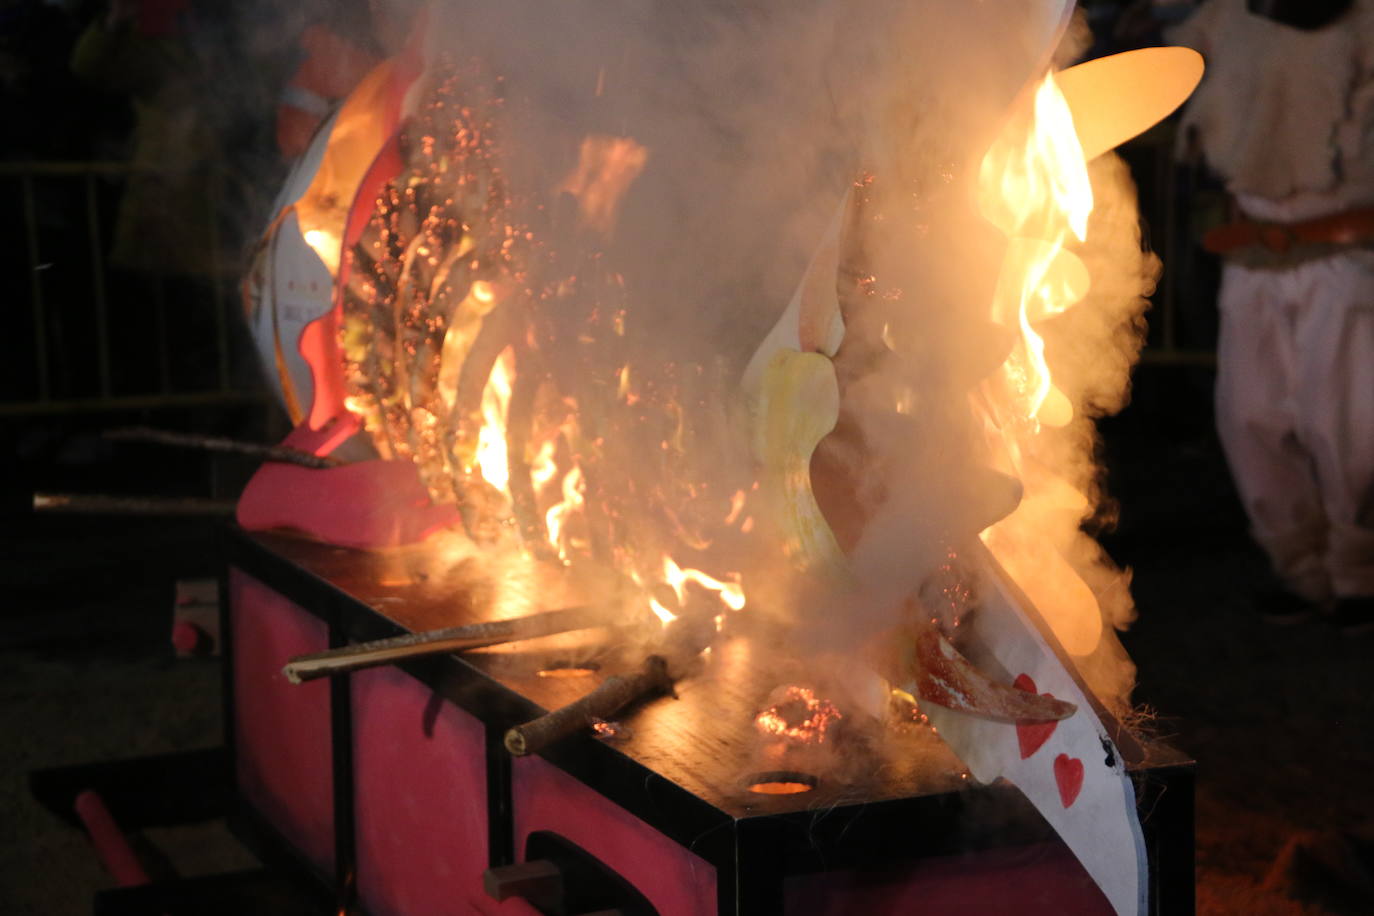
[238,3,1203,914]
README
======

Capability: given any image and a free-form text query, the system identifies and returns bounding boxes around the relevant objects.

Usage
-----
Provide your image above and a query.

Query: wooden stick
[504,655,672,756]
[32,493,237,516]
[104,426,343,469]
[283,606,604,684]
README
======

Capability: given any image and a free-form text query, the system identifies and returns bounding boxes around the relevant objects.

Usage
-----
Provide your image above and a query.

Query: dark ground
[1,367,1371,915]
[1105,368,1374,916]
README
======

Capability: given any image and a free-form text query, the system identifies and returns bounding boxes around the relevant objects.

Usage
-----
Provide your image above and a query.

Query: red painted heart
[1013,673,1058,759]
[1054,753,1084,808]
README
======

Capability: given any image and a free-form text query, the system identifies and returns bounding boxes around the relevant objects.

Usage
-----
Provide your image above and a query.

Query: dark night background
[2,1,1371,914]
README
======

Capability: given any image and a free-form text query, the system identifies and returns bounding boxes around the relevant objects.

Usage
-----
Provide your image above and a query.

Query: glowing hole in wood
[536,662,601,679]
[746,771,817,795]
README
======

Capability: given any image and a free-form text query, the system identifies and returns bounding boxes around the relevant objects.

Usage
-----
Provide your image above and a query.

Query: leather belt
[1204,207,1374,256]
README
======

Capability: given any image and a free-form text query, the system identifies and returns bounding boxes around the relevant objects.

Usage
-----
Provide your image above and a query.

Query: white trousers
[1215,255,1374,600]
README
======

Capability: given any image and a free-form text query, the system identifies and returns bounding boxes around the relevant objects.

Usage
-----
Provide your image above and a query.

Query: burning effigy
[234,3,1202,914]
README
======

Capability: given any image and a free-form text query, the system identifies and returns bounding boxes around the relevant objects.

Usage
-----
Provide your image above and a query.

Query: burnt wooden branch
[282,605,603,684]
[32,493,237,516]
[504,654,672,756]
[104,427,342,469]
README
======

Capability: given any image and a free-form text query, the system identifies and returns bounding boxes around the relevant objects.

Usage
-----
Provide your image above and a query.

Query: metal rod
[103,426,344,469]
[0,390,267,416]
[282,606,605,684]
[21,175,49,401]
[33,492,237,516]
[504,655,672,756]
[85,172,112,397]
[0,161,151,177]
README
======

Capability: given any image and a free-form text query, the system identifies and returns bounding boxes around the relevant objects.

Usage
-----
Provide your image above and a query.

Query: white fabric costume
[1173,0,1374,600]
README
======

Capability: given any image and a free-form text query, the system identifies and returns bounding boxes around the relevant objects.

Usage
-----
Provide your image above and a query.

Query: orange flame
[632,554,747,629]
[979,74,1092,427]
[976,72,1104,658]
[558,135,649,234]
[475,348,515,491]
[545,464,586,563]
[648,595,678,627]
[530,439,559,491]
[662,555,746,612]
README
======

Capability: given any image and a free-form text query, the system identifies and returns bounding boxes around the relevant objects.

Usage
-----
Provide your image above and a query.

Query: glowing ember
[536,663,600,679]
[754,686,842,744]
[590,717,626,740]
[470,279,495,305]
[335,65,522,509]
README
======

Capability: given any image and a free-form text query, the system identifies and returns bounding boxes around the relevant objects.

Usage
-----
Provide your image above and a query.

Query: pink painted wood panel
[229,570,334,872]
[512,756,717,916]
[352,666,490,916]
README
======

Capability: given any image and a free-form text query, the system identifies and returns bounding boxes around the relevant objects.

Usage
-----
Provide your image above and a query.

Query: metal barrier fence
[1,161,266,416]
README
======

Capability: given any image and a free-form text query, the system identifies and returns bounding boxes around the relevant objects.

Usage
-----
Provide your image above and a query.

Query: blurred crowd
[0,0,390,251]
[0,0,397,404]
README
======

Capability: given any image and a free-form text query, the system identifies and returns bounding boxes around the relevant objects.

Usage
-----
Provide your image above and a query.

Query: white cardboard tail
[924,542,1147,916]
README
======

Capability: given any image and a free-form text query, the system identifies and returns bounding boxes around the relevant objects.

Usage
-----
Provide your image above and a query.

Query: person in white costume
[1171,0,1374,628]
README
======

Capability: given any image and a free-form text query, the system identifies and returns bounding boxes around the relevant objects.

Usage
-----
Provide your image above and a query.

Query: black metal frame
[221,526,1196,916]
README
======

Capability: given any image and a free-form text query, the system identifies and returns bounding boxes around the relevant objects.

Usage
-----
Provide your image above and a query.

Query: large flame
[976,73,1104,657]
[979,74,1093,427]
[476,347,516,492]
